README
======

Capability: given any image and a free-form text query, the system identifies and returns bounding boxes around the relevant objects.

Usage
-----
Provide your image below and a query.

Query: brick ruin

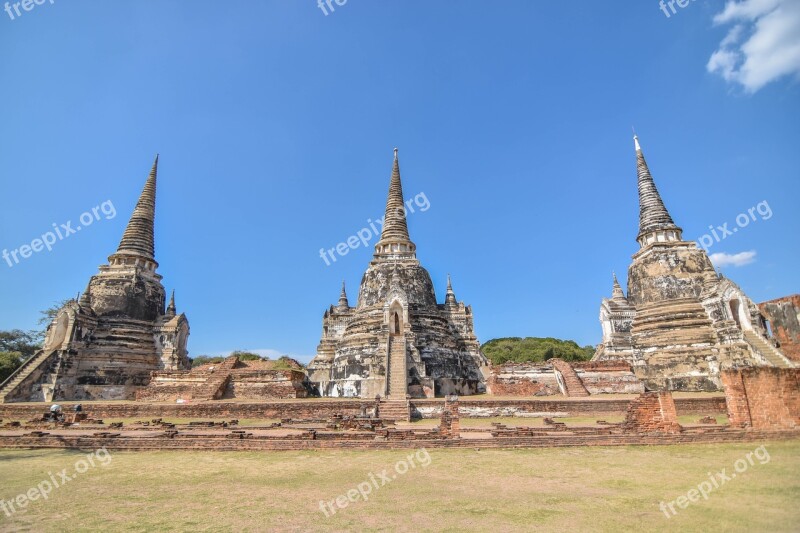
[307,150,489,399]
[594,136,795,391]
[758,295,800,363]
[488,360,644,396]
[4,390,797,452]
[136,355,310,402]
[0,157,190,403]
[622,391,682,434]
[438,397,460,438]
[722,367,800,430]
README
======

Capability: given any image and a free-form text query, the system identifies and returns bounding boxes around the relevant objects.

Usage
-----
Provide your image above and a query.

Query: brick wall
[572,361,645,395]
[224,370,308,400]
[3,427,798,453]
[487,363,561,396]
[136,367,307,402]
[0,396,726,422]
[721,367,800,430]
[487,361,644,397]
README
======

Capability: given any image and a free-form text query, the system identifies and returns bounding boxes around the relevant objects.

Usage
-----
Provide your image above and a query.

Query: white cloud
[707,0,800,93]
[709,250,758,267]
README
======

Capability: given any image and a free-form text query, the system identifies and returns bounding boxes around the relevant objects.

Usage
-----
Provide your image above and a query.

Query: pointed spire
[337,281,350,309]
[115,155,158,261]
[634,136,682,247]
[166,289,176,317]
[445,274,457,306]
[611,272,626,300]
[374,149,416,260]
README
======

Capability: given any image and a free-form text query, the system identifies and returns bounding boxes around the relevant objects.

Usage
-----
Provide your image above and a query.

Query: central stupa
[307,150,489,398]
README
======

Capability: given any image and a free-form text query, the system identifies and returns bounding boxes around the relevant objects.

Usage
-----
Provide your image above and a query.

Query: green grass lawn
[1,440,798,532]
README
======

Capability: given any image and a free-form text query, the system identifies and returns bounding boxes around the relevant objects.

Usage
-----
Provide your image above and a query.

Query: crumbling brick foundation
[623,391,682,433]
[439,398,460,438]
[721,367,800,430]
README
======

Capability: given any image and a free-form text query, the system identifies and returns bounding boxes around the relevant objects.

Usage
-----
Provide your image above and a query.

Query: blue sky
[1,1,798,363]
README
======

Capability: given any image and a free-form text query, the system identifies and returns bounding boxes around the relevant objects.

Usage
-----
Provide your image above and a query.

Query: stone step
[744,331,793,368]
[550,359,590,397]
[0,350,56,402]
[379,400,410,422]
[387,336,407,399]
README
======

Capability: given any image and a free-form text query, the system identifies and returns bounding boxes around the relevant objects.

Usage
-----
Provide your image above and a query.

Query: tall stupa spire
[445,274,457,306]
[114,155,159,262]
[374,148,416,260]
[338,281,350,309]
[634,136,682,247]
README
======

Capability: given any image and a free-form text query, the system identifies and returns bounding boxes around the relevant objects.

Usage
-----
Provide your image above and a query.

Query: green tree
[481,337,595,365]
[0,351,24,382]
[0,330,43,361]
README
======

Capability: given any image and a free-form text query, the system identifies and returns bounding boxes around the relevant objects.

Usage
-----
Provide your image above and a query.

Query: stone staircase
[379,399,411,422]
[743,330,794,369]
[193,356,239,400]
[387,336,407,399]
[550,359,590,397]
[38,351,70,402]
[0,349,57,403]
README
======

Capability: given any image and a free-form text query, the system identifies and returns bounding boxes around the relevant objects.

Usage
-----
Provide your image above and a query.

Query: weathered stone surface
[487,360,644,396]
[759,295,800,363]
[488,363,561,396]
[0,157,190,403]
[594,137,794,391]
[572,361,645,394]
[137,355,309,401]
[308,151,488,398]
